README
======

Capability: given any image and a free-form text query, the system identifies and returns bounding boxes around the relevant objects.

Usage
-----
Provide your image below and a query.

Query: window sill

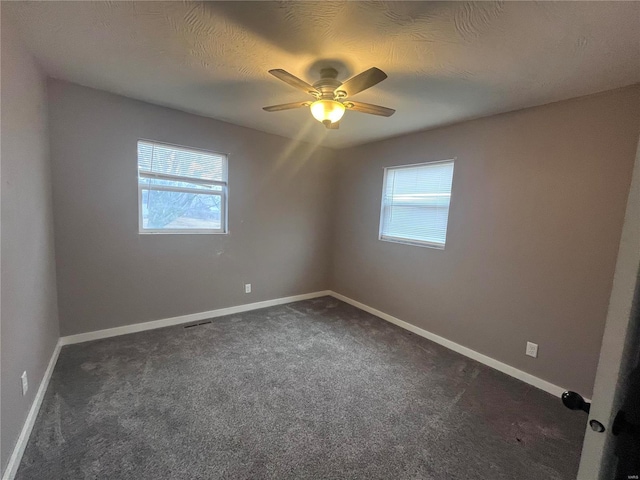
[379,236,445,250]
[139,230,228,235]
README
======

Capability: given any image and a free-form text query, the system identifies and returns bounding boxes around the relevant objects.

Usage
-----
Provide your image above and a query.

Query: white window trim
[137,139,229,235]
[378,158,455,249]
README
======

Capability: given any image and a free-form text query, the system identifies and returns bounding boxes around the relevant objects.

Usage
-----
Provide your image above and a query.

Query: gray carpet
[17,297,585,479]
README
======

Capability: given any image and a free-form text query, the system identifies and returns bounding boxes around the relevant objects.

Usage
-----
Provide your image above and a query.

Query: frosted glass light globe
[310,100,345,124]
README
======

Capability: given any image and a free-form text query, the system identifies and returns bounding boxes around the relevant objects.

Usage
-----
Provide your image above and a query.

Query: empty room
[2,2,640,479]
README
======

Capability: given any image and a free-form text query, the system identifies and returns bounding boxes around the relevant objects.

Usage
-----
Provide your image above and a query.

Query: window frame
[378,159,455,250]
[137,139,229,235]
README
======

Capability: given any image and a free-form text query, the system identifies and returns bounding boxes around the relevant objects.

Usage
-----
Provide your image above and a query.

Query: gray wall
[330,86,640,397]
[45,80,640,397]
[6,59,637,469]
[1,19,60,473]
[47,80,336,336]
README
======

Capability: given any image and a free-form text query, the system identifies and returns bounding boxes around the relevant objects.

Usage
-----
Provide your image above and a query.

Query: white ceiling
[5,1,640,149]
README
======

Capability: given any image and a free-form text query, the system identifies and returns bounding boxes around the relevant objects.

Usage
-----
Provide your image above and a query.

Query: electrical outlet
[526,342,538,358]
[244,283,251,294]
[21,371,28,396]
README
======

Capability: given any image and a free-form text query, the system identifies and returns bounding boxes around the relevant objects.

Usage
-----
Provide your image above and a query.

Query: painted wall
[330,86,640,397]
[1,18,60,473]
[47,80,336,336]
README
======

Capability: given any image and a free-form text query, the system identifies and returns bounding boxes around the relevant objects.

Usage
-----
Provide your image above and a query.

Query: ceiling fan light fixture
[263,67,394,128]
[310,99,345,125]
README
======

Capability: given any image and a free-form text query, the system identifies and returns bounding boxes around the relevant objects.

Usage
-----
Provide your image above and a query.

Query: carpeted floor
[17,297,586,479]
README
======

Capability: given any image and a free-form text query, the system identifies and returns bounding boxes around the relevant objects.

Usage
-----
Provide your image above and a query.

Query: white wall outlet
[526,342,538,358]
[21,371,28,396]
[244,283,251,294]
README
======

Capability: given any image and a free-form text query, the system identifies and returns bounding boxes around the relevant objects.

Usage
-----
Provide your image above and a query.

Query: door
[577,136,640,479]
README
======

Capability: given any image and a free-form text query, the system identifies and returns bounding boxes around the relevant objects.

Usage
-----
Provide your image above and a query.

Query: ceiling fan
[263,67,395,129]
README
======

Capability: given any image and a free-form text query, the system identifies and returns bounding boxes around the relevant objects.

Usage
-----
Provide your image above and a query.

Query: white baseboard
[60,290,332,345]
[2,340,62,480]
[329,291,576,399]
[59,288,577,399]
[3,289,584,479]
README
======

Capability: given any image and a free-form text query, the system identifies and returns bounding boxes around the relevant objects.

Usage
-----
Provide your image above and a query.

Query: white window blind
[137,140,228,233]
[379,160,454,248]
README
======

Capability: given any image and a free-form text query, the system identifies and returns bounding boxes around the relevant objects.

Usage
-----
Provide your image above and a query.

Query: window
[137,140,228,234]
[379,160,454,249]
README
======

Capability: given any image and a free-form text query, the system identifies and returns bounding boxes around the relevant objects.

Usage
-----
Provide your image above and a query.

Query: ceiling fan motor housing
[313,68,343,100]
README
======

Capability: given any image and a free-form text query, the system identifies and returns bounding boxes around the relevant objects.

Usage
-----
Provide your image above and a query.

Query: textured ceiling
[4,1,640,149]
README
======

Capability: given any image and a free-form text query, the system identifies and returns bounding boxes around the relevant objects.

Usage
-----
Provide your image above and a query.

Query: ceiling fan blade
[262,101,310,112]
[268,69,320,96]
[335,67,387,98]
[345,101,395,117]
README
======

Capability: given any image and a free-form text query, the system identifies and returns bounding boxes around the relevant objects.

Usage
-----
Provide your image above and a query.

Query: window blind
[379,160,454,248]
[138,141,225,183]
